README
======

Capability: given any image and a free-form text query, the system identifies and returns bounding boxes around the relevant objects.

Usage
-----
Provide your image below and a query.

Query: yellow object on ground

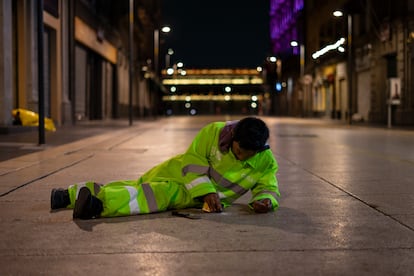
[202,202,212,213]
[12,108,56,132]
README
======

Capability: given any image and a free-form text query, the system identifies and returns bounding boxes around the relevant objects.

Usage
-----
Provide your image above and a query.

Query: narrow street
[0,116,413,275]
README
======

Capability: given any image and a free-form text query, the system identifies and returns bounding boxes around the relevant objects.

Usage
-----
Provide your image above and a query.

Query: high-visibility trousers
[67,180,198,217]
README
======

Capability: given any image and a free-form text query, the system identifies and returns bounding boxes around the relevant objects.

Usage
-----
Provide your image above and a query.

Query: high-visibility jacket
[67,121,280,217]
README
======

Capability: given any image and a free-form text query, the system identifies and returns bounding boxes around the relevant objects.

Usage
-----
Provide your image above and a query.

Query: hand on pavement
[252,198,272,213]
[203,193,223,213]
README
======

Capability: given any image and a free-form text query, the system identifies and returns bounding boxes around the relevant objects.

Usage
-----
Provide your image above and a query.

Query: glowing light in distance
[161,26,171,33]
[275,83,282,92]
[167,68,174,75]
[312,38,346,59]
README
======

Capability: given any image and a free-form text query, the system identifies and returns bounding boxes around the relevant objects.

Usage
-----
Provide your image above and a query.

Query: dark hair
[232,117,269,151]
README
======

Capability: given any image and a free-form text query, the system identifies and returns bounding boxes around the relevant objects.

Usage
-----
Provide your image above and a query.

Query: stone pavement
[0,116,413,275]
[0,120,134,162]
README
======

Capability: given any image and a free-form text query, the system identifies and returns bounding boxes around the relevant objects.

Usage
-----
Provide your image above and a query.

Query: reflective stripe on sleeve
[182,164,210,176]
[185,176,211,190]
[182,164,248,196]
[125,186,140,215]
[208,168,247,195]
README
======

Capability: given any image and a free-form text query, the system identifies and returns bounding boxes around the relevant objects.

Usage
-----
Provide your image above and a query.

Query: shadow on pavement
[71,204,314,235]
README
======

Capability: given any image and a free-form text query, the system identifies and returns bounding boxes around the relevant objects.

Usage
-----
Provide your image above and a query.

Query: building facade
[0,0,162,129]
[271,0,414,126]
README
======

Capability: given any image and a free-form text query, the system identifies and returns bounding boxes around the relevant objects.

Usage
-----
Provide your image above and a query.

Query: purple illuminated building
[270,0,304,56]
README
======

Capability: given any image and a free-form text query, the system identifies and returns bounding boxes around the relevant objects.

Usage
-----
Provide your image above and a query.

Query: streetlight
[290,40,305,79]
[165,48,174,69]
[291,40,306,117]
[334,9,353,125]
[269,56,277,63]
[128,0,134,126]
[154,26,171,77]
[161,26,171,33]
[37,0,45,143]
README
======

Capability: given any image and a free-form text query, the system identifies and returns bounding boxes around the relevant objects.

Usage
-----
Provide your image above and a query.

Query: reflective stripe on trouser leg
[141,184,158,213]
[125,186,140,215]
[67,181,103,208]
[99,181,196,217]
[122,184,158,214]
[99,182,160,217]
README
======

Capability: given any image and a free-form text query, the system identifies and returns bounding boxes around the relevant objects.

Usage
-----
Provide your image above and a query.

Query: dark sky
[161,0,270,69]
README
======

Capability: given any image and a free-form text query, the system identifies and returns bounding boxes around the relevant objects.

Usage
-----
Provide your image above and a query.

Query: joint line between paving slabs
[0,154,95,197]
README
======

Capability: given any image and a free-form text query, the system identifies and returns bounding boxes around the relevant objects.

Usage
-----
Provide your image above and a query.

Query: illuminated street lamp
[291,40,306,116]
[161,26,171,33]
[334,9,353,124]
[154,26,171,76]
[165,48,174,69]
[290,40,305,78]
[265,56,278,92]
[166,68,174,75]
[128,0,134,126]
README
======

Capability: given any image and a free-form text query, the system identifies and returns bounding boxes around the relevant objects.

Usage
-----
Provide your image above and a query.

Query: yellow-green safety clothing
[67,121,280,217]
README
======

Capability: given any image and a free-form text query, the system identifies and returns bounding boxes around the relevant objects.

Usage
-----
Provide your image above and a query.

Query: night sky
[161,0,271,69]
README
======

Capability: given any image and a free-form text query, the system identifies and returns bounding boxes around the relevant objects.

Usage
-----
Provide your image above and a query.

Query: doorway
[74,45,115,120]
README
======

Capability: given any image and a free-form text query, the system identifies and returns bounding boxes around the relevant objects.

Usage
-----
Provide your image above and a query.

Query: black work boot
[50,188,70,210]
[73,187,103,220]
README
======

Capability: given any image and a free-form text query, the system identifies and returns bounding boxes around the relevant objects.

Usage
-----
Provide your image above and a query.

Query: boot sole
[50,189,65,210]
[50,189,58,210]
[73,187,91,219]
